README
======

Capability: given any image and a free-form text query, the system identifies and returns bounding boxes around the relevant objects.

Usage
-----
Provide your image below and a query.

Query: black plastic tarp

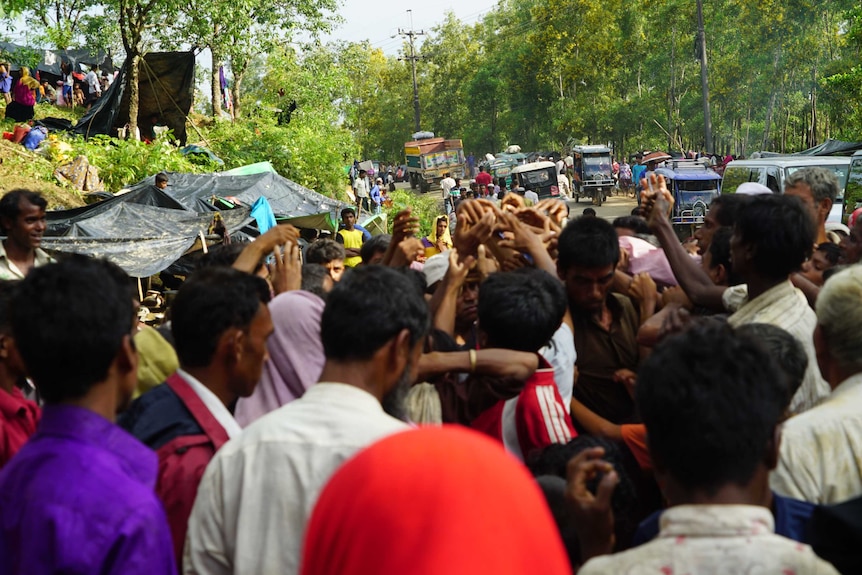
[0,42,110,77]
[42,170,346,277]
[73,52,194,144]
[793,139,862,157]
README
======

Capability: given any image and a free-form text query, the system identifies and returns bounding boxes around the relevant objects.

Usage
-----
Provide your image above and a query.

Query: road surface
[565,192,638,222]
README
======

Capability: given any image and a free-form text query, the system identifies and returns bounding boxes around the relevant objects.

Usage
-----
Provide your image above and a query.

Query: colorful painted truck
[404,134,466,192]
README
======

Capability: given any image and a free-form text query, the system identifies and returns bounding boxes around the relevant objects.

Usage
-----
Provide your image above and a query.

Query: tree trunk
[231,71,243,119]
[211,47,223,118]
[128,53,141,140]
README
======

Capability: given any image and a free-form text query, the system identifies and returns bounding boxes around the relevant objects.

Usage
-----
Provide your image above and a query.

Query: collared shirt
[176,368,241,438]
[0,405,177,575]
[580,505,839,574]
[727,280,829,414]
[184,383,409,575]
[0,241,54,281]
[772,372,862,505]
[0,386,39,468]
[571,293,640,424]
[353,177,369,198]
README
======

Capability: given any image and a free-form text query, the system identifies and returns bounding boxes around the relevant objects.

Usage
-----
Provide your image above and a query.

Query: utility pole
[696,0,713,152]
[397,10,425,133]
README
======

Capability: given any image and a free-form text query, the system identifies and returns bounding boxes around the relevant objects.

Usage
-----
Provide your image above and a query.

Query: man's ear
[116,333,137,376]
[215,329,243,366]
[819,198,834,221]
[714,263,728,285]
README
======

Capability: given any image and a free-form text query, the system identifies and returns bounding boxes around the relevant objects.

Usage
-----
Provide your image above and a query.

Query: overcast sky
[325,0,497,54]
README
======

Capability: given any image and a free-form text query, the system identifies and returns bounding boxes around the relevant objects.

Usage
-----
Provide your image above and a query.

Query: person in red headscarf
[300,426,572,575]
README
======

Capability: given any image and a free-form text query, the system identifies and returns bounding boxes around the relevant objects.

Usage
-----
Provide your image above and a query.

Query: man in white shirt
[440,172,456,201]
[120,267,274,565]
[573,322,838,575]
[353,169,369,214]
[184,266,430,575]
[772,266,862,505]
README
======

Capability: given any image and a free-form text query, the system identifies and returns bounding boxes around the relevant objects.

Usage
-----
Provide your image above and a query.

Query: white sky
[325,0,498,54]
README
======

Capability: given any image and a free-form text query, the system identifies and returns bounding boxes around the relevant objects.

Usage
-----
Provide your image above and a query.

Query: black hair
[528,436,659,553]
[735,194,813,281]
[9,256,135,403]
[557,215,620,271]
[637,321,787,493]
[306,238,345,264]
[300,264,330,300]
[341,207,356,218]
[582,208,597,217]
[612,215,651,235]
[816,242,842,266]
[155,172,168,184]
[171,267,271,368]
[477,268,566,352]
[630,207,644,217]
[0,190,47,230]
[360,234,391,264]
[197,243,253,270]
[299,228,319,242]
[709,193,750,228]
[706,227,741,285]
[735,323,807,408]
[0,281,19,331]
[823,264,849,284]
[320,266,429,361]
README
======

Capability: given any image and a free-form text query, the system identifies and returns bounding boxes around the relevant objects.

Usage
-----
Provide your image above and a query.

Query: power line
[397,10,425,132]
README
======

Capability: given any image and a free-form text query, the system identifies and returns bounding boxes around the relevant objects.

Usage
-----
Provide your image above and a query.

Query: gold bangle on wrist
[469,349,477,373]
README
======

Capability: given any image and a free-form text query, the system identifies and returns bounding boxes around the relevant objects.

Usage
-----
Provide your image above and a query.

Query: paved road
[566,192,639,222]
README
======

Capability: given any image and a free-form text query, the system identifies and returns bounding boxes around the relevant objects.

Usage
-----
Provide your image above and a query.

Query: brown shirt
[572,293,640,425]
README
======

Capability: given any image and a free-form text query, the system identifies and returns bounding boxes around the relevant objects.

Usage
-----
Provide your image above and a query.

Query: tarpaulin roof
[0,41,111,76]
[73,51,194,144]
[42,169,347,277]
[793,139,862,157]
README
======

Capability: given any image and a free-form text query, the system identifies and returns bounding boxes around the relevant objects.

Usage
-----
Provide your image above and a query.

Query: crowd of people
[1,60,112,122]
[1,163,862,574]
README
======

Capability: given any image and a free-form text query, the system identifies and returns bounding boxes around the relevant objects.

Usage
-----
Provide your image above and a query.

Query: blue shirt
[0,72,10,93]
[632,492,815,547]
[0,405,178,575]
[632,164,647,188]
[370,184,381,205]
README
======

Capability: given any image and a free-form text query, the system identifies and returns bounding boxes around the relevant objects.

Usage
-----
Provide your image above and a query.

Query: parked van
[722,156,850,223]
[846,150,862,211]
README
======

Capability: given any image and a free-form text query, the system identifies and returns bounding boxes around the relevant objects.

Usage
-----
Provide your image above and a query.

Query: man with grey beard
[184,266,429,575]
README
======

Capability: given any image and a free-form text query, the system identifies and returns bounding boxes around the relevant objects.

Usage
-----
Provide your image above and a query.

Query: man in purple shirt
[0,256,177,574]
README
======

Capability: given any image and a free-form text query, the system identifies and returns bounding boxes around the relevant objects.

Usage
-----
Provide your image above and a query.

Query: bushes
[384,189,442,238]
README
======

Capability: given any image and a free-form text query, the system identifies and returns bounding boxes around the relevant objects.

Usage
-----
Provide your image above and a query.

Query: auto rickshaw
[654,160,722,239]
[572,145,614,206]
[511,161,560,200]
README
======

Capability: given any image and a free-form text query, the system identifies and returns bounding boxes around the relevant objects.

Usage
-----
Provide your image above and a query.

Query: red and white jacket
[471,363,576,461]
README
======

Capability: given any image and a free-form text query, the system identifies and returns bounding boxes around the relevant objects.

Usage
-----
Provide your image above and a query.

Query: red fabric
[0,386,40,468]
[475,172,493,187]
[301,426,571,575]
[620,423,652,471]
[471,368,576,461]
[157,374,231,566]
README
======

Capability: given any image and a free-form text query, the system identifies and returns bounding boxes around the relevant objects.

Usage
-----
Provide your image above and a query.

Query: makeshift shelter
[794,139,862,157]
[73,52,194,144]
[42,168,347,277]
[0,41,111,79]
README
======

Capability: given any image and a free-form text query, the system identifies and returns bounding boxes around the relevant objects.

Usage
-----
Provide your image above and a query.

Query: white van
[722,157,850,223]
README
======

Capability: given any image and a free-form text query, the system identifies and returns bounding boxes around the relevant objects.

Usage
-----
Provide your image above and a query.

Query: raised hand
[565,447,619,561]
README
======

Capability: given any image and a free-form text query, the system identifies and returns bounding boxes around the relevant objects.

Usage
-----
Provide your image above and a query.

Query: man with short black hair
[306,238,346,282]
[120,267,273,565]
[470,268,576,461]
[360,233,390,265]
[558,216,639,425]
[577,322,839,574]
[335,208,363,268]
[353,169,369,213]
[0,189,52,280]
[0,256,177,574]
[185,266,430,575]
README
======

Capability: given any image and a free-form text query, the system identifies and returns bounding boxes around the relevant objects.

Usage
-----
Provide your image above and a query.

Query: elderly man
[784,167,839,246]
[771,266,862,505]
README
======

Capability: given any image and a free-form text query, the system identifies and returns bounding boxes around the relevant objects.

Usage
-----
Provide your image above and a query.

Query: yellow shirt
[338,228,363,267]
